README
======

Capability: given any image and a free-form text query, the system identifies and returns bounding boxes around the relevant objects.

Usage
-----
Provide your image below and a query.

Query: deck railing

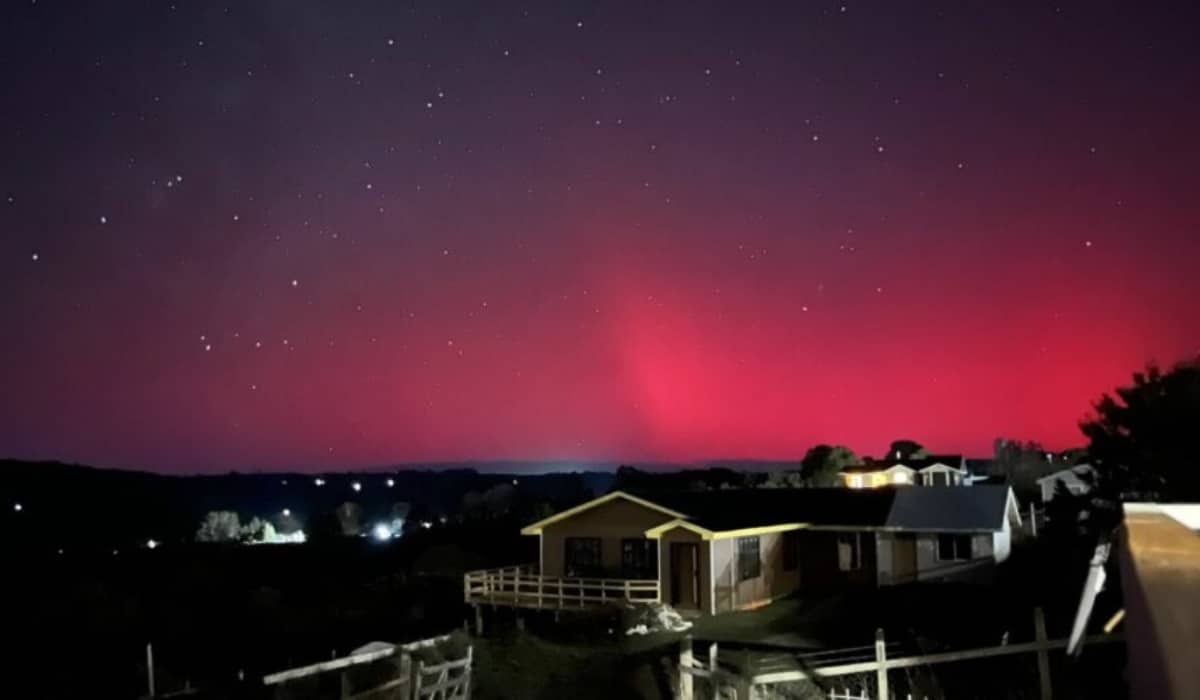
[463,564,660,609]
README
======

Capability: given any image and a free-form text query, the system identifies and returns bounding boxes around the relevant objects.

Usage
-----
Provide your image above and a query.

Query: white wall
[993,519,1012,562]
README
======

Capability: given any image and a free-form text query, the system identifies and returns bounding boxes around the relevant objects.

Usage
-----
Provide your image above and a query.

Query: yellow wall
[540,497,676,577]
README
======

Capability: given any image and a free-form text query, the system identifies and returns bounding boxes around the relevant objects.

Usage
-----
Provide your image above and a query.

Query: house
[839,454,970,488]
[464,485,1022,617]
[1036,464,1095,503]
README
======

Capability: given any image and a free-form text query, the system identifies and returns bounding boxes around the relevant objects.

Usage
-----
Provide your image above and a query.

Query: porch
[463,564,660,610]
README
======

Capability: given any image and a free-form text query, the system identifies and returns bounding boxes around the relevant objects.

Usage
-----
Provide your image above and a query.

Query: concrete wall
[540,498,675,577]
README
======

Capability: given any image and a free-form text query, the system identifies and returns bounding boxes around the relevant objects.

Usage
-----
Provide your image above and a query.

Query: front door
[670,543,701,609]
[892,534,918,583]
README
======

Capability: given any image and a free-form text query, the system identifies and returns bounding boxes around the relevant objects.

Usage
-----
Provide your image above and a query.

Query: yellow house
[840,455,969,489]
[463,485,1020,623]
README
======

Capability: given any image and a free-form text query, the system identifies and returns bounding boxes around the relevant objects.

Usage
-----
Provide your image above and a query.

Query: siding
[540,498,676,577]
[713,532,813,613]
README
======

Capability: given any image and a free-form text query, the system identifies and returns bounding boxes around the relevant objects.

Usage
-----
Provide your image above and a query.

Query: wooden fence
[263,634,471,700]
[463,564,660,609]
[677,608,1123,700]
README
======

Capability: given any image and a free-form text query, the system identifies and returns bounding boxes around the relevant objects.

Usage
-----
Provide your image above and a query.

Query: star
[30,252,39,261]
[291,279,299,287]
[99,215,108,224]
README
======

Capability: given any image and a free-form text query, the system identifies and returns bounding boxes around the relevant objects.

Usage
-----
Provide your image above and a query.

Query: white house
[1037,464,1095,503]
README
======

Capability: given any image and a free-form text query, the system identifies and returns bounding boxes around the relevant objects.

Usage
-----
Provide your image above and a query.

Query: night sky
[2,2,1198,472]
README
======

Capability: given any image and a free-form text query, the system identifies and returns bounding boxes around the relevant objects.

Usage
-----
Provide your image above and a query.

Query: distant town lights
[372,523,392,541]
[421,520,432,529]
[146,539,159,550]
[352,481,362,492]
[386,478,395,487]
[314,477,326,486]
[12,502,22,512]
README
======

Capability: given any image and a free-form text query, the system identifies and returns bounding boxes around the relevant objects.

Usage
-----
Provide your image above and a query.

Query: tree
[195,511,241,542]
[993,438,1057,499]
[887,440,927,460]
[1080,359,1200,501]
[800,445,861,487]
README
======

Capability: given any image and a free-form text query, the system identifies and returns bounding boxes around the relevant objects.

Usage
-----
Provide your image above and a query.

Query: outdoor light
[12,502,21,512]
[352,481,362,492]
[386,478,395,487]
[372,523,392,541]
[146,539,159,550]
[421,520,432,529]
[282,508,291,517]
[314,477,325,486]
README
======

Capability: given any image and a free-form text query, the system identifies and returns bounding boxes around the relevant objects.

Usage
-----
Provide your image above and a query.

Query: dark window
[937,534,972,561]
[621,539,658,579]
[564,537,602,577]
[782,531,799,571]
[837,533,862,571]
[737,536,761,581]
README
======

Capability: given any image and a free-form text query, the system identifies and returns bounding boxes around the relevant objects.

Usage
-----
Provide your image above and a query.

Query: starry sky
[2,1,1198,472]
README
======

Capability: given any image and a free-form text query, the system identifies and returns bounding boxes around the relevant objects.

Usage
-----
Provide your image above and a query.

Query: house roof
[518,490,687,535]
[883,485,1017,531]
[630,484,1017,538]
[840,454,965,474]
[1035,464,1095,487]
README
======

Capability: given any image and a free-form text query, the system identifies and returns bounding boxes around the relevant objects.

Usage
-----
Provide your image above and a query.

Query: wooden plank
[749,635,1123,685]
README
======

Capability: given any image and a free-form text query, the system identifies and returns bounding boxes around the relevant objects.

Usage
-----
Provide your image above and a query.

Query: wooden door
[670,543,700,609]
[892,534,918,583]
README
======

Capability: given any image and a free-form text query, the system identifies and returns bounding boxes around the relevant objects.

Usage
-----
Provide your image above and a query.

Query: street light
[352,481,362,492]
[282,508,291,517]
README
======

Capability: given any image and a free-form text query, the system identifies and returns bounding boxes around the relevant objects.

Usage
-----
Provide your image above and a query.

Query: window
[937,534,972,561]
[837,533,862,571]
[783,531,800,571]
[564,537,602,577]
[736,536,761,581]
[848,475,863,488]
[892,471,910,484]
[621,539,658,579]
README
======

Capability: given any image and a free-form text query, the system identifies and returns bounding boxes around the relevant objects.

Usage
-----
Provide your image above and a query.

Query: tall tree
[1080,358,1200,500]
[886,439,928,460]
[800,445,861,486]
[993,438,1057,499]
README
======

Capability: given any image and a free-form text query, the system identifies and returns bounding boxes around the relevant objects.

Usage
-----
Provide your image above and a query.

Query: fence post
[708,642,718,672]
[678,636,694,700]
[145,643,155,699]
[1034,607,1052,700]
[875,628,888,700]
[399,653,412,700]
[1030,503,1038,537]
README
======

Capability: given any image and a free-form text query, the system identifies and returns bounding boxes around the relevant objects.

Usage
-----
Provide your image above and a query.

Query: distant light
[386,478,395,488]
[439,516,448,524]
[352,481,362,492]
[421,520,432,529]
[512,479,519,486]
[314,477,325,486]
[146,539,159,550]
[282,508,291,517]
[281,479,288,486]
[372,523,392,541]
[12,502,21,512]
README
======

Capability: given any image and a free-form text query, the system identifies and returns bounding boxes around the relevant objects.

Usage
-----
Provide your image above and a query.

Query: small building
[1036,464,1095,503]
[464,485,1021,617]
[839,455,970,488]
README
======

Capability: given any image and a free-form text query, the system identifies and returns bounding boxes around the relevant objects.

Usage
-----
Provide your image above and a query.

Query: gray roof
[633,484,1016,533]
[884,485,1015,531]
